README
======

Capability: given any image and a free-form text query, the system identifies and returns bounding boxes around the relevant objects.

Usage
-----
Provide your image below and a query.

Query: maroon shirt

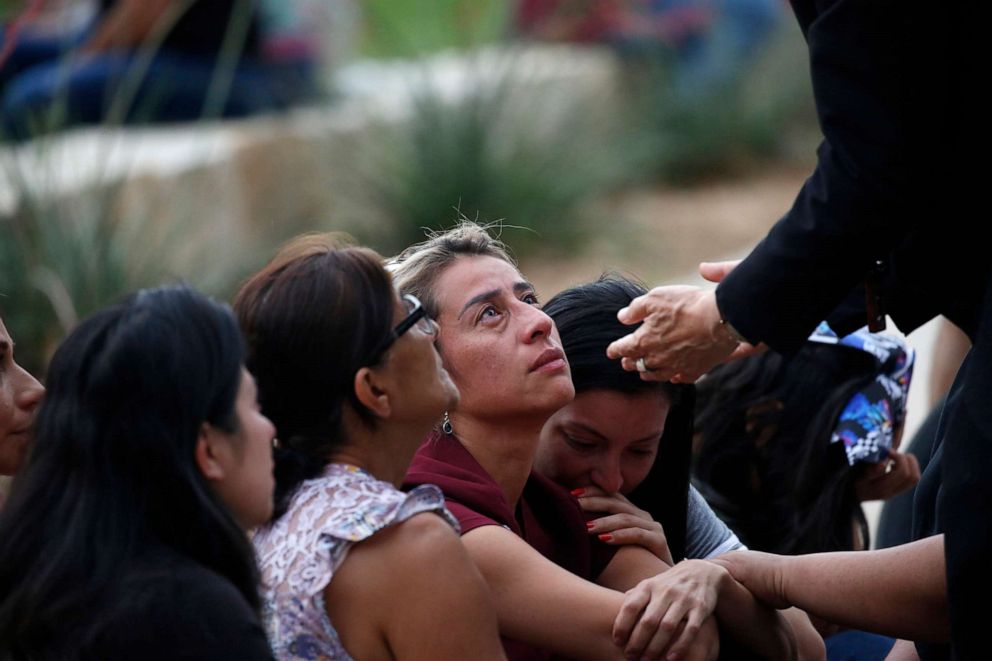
[403,431,616,660]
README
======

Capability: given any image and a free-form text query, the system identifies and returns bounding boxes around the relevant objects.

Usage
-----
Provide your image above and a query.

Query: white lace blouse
[253,463,457,660]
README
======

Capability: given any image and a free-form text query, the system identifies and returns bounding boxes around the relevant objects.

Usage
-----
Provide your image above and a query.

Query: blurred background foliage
[360,0,509,58]
[1,0,817,375]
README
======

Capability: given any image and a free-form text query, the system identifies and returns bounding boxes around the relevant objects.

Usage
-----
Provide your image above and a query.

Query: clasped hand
[614,560,728,660]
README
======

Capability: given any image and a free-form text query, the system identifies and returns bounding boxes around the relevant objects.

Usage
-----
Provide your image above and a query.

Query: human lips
[530,347,567,373]
[2,428,31,448]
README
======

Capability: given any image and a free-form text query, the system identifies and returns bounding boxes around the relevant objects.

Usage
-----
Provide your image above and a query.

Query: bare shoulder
[327,511,494,659]
[338,512,477,595]
[334,514,505,660]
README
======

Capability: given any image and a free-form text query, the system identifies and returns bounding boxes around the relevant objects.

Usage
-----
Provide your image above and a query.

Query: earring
[441,412,453,435]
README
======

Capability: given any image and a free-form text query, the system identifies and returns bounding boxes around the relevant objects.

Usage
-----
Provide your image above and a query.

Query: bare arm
[711,535,948,642]
[613,558,823,660]
[710,576,824,661]
[462,524,630,660]
[328,513,506,660]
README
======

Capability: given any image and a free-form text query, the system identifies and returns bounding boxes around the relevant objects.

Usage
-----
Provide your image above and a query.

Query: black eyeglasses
[371,294,437,360]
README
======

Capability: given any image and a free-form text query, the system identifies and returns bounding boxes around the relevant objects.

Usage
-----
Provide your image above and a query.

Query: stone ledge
[1,44,624,248]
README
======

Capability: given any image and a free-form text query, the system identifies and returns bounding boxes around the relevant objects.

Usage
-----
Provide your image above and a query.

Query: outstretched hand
[606,286,739,383]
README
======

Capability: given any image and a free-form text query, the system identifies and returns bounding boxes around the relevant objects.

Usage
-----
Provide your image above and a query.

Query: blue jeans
[1,27,318,140]
[825,630,897,661]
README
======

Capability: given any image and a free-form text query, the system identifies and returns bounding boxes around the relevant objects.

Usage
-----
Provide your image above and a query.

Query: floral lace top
[253,463,458,660]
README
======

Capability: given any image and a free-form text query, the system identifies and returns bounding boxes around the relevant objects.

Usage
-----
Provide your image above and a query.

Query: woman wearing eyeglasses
[239,234,505,661]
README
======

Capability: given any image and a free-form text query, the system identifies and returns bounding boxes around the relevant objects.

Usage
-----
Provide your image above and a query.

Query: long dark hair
[543,275,694,561]
[693,344,879,554]
[234,234,396,520]
[0,285,259,658]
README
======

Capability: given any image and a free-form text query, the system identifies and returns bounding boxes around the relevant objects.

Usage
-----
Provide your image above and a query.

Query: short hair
[388,221,515,320]
[233,233,395,519]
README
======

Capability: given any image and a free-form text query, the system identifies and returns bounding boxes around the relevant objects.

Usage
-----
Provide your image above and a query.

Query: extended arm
[613,557,823,660]
[711,535,948,642]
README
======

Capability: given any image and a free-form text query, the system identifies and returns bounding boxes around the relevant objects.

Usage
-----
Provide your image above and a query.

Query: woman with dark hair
[0,285,276,660]
[536,275,742,565]
[238,234,504,661]
[0,313,44,483]
[534,275,821,659]
[393,223,823,660]
[693,324,919,555]
[692,324,919,658]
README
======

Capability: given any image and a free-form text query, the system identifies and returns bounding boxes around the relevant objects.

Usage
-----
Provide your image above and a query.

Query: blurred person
[0,0,333,140]
[238,235,505,661]
[394,223,823,661]
[604,0,978,653]
[0,285,276,659]
[693,323,919,659]
[514,0,782,99]
[0,313,44,482]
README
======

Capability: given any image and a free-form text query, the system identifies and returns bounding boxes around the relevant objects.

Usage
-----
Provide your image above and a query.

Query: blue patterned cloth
[807,323,914,465]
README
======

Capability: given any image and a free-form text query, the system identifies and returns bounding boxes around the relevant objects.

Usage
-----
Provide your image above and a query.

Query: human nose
[519,303,553,343]
[591,461,624,494]
[14,367,44,413]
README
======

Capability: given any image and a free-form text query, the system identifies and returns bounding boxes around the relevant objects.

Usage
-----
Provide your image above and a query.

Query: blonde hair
[388,221,515,319]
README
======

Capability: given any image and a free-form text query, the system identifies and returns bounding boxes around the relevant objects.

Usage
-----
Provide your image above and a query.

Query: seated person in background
[514,0,782,99]
[0,313,44,488]
[0,285,276,659]
[238,235,504,661]
[693,323,919,657]
[392,222,823,661]
[1,0,327,140]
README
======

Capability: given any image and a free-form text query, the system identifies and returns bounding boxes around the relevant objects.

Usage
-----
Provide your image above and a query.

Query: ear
[195,422,227,482]
[353,366,392,419]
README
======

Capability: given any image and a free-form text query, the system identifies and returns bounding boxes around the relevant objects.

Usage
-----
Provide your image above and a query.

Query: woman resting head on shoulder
[0,285,276,660]
[0,314,44,482]
[392,223,745,660]
[536,275,744,566]
[534,275,823,660]
[237,234,504,661]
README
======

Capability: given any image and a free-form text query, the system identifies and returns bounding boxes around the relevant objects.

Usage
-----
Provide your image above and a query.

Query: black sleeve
[106,569,274,661]
[715,0,939,354]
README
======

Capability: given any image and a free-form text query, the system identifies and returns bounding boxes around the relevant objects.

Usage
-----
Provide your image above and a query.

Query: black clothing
[714,1,981,658]
[97,0,261,58]
[91,549,273,661]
